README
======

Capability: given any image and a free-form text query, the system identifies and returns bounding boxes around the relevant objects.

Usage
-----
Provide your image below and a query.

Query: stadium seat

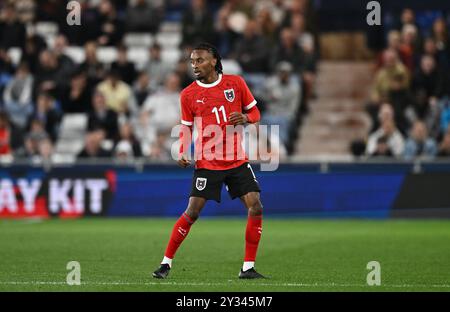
[124,33,154,47]
[161,49,181,64]
[127,47,148,69]
[55,113,88,156]
[65,46,85,64]
[97,47,118,63]
[6,48,22,65]
[222,59,242,76]
[155,32,181,48]
[34,22,59,38]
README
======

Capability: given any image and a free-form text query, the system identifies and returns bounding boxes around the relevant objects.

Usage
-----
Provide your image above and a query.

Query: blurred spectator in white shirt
[3,62,34,129]
[143,42,173,89]
[261,61,301,148]
[367,119,405,157]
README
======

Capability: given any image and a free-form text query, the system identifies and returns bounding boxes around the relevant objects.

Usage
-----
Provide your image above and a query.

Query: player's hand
[177,155,191,168]
[228,112,248,125]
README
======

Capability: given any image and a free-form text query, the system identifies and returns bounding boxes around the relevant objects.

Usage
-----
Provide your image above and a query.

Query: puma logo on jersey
[196,98,206,104]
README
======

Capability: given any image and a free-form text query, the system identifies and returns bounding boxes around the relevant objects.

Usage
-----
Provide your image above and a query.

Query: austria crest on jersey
[196,177,207,191]
[224,88,235,102]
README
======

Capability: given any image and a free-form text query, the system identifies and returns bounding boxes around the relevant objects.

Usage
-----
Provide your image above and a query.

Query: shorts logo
[196,177,207,191]
[224,89,235,102]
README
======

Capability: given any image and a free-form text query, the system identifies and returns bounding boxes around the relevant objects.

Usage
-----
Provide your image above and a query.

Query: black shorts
[190,162,261,202]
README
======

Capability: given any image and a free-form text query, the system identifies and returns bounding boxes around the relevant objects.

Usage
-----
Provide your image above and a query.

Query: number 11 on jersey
[212,105,227,124]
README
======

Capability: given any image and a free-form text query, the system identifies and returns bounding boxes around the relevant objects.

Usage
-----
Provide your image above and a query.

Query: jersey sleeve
[180,91,194,126]
[239,76,257,111]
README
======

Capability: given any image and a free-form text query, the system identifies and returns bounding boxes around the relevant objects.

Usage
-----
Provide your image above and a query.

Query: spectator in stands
[290,13,314,57]
[232,19,269,73]
[96,69,137,116]
[133,110,155,157]
[438,98,450,139]
[148,130,173,161]
[87,91,119,140]
[53,34,76,83]
[114,140,134,163]
[422,37,449,72]
[22,119,50,158]
[290,13,317,98]
[255,7,277,46]
[388,74,415,135]
[371,49,410,104]
[28,92,61,143]
[140,73,180,132]
[20,33,47,74]
[144,42,173,89]
[380,31,402,70]
[398,8,416,30]
[399,24,418,72]
[261,61,301,149]
[437,131,450,157]
[270,27,305,74]
[214,3,240,58]
[181,0,215,48]
[253,0,286,27]
[0,4,26,49]
[0,111,22,156]
[412,55,441,100]
[35,49,66,96]
[115,122,142,158]
[111,45,137,85]
[431,18,449,56]
[174,58,194,89]
[35,138,54,163]
[0,48,15,76]
[280,0,318,41]
[403,120,437,160]
[3,62,34,129]
[96,0,124,46]
[77,129,112,159]
[369,135,394,158]
[125,0,162,34]
[60,70,93,113]
[14,0,36,24]
[132,71,155,108]
[80,41,106,86]
[366,118,405,158]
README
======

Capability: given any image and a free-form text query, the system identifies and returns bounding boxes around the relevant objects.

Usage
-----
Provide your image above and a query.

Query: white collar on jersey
[195,74,222,88]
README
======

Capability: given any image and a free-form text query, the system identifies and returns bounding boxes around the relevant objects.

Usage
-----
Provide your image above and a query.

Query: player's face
[190,50,216,81]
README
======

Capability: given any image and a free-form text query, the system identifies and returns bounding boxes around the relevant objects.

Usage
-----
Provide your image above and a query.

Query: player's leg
[153,168,223,279]
[152,197,206,279]
[162,196,206,262]
[239,191,265,279]
[224,163,265,278]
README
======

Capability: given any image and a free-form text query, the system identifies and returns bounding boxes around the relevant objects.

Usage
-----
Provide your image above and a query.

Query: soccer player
[152,43,265,279]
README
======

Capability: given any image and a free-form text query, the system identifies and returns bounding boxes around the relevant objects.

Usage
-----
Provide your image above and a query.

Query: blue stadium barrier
[1,161,450,219]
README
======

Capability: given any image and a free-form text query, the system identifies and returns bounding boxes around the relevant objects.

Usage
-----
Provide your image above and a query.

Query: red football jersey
[180,74,258,170]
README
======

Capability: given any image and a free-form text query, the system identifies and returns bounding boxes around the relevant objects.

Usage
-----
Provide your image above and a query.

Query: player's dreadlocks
[193,42,223,74]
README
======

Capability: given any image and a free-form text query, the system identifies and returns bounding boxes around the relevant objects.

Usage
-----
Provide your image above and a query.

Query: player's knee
[185,206,201,221]
[248,199,263,216]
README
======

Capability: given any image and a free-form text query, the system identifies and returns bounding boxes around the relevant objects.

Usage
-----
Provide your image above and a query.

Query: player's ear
[211,58,217,67]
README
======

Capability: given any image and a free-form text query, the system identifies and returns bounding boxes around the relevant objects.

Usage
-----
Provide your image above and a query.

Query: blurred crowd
[353,8,450,160]
[0,0,319,163]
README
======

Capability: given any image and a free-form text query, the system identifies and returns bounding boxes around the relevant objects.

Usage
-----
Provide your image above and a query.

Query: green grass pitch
[1,218,449,291]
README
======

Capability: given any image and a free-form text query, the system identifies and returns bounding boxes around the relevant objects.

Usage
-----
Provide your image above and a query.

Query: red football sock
[244,214,262,261]
[164,212,194,259]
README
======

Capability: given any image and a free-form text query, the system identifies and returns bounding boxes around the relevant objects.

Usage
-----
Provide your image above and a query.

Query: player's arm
[229,105,260,125]
[178,92,194,168]
[229,76,260,125]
